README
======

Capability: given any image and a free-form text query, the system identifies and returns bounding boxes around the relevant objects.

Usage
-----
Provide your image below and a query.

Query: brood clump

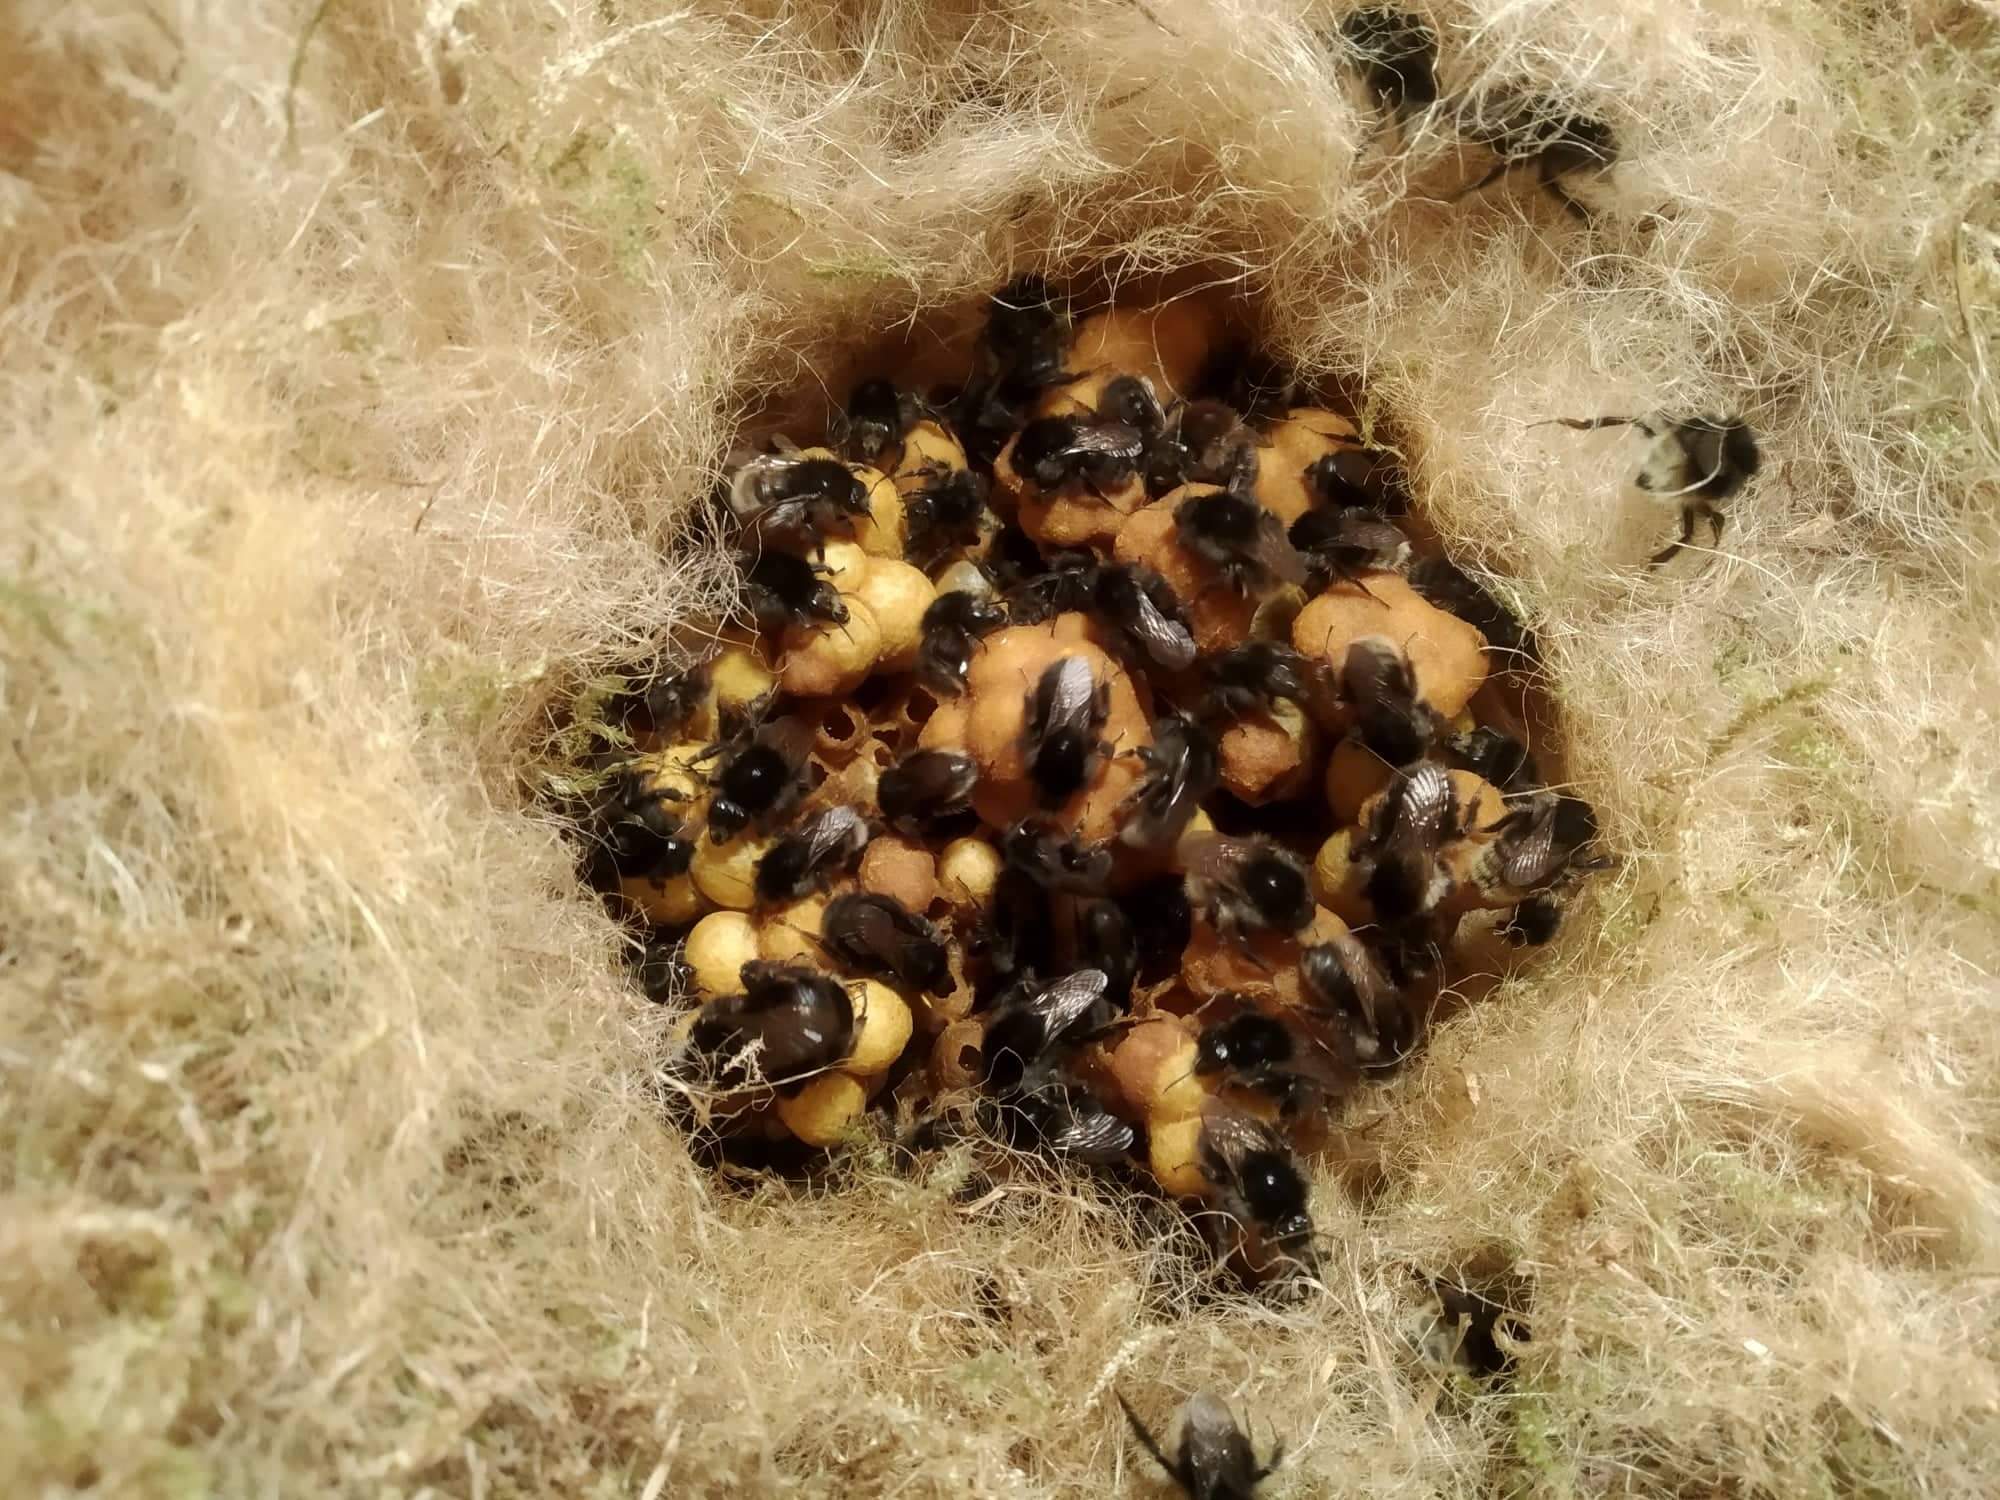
[575,276,1607,1288]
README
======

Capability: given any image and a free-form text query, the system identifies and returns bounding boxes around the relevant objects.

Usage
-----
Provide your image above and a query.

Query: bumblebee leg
[1114,1393,1175,1479]
[1648,505,1698,567]
[1449,155,1516,202]
[1542,170,1591,222]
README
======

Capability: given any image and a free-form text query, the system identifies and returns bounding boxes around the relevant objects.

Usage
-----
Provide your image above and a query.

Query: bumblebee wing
[1030,968,1111,1041]
[1399,763,1459,847]
[1250,513,1308,585]
[1044,656,1097,728]
[1129,592,1197,670]
[1341,636,1407,703]
[1499,800,1561,890]
[801,806,869,866]
[1044,1103,1137,1164]
[1196,1108,1280,1176]
[759,715,817,767]
[1067,421,1145,460]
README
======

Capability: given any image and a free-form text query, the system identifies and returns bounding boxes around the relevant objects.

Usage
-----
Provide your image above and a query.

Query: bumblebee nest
[12,2,2000,1497]
[588,283,1604,1295]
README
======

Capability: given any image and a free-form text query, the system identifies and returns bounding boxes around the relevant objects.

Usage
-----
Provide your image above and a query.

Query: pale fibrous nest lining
[582,277,1607,1316]
[7,2,2000,1498]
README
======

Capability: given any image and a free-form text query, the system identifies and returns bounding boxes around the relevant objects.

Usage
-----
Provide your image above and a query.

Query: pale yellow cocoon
[1148,1115,1206,1199]
[1312,829,1371,927]
[685,911,760,996]
[775,1072,870,1147]
[845,980,913,1075]
[710,646,778,719]
[639,740,714,805]
[937,837,1003,910]
[852,559,935,674]
[852,467,906,557]
[691,833,771,910]
[759,895,828,965]
[817,539,872,589]
[620,871,704,927]
[780,597,883,697]
[933,559,995,599]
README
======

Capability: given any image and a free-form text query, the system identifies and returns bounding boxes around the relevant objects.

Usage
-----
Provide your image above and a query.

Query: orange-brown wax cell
[938,616,1152,844]
[1180,906,1352,1007]
[1058,296,1224,408]
[1112,489,1258,654]
[780,597,883,698]
[1217,698,1315,804]
[1324,738,1394,823]
[859,836,938,913]
[1255,408,1363,526]
[1291,573,1489,719]
[891,420,967,484]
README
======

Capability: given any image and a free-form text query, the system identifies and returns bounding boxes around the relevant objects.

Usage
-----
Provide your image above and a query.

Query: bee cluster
[582,273,1606,1288]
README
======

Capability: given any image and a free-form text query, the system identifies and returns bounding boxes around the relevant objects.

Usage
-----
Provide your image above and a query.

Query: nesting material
[22,9,1994,1495]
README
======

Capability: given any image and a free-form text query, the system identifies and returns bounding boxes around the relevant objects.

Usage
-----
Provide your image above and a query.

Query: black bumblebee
[703,716,816,844]
[1337,637,1439,768]
[821,891,953,993]
[1198,642,1318,724]
[1180,834,1315,945]
[1117,1389,1283,1500]
[726,450,871,554]
[1157,399,1262,495]
[1354,760,1462,922]
[957,273,1073,464]
[1197,1110,1317,1273]
[1078,899,1138,1008]
[979,968,1116,1092]
[612,659,710,743]
[915,589,1008,698]
[1119,713,1219,851]
[832,377,925,466]
[753,805,871,905]
[903,466,990,570]
[1499,892,1564,947]
[683,961,854,1091]
[589,763,696,883]
[877,748,979,831]
[1005,549,1099,625]
[1465,790,1608,902]
[1287,505,1411,593]
[1012,411,1148,497]
[1002,818,1114,895]
[1022,655,1112,806]
[1095,563,1197,672]
[1194,1011,1350,1118]
[1175,491,1306,595]
[1299,933,1412,1066]
[1540,413,1761,566]
[1339,7,1439,124]
[741,548,847,639]
[1447,725,1537,793]
[1456,96,1617,220]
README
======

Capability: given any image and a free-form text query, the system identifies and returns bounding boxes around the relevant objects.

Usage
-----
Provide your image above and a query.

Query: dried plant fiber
[4,1,1999,1496]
